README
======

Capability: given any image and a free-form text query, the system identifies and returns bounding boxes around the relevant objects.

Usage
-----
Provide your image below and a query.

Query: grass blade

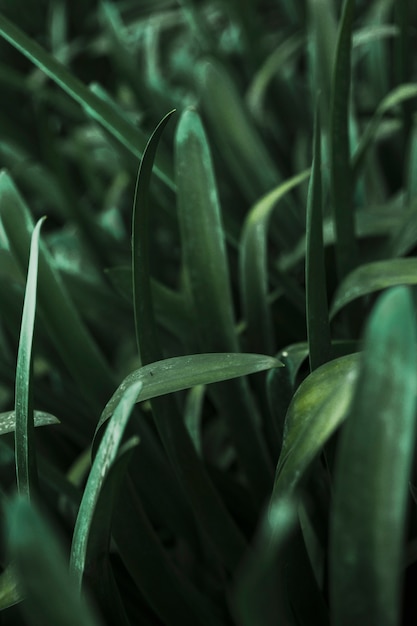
[176,107,274,502]
[330,287,417,626]
[330,258,417,319]
[0,12,174,190]
[0,171,115,420]
[240,170,310,355]
[272,353,359,500]
[305,106,331,371]
[132,110,176,364]
[175,108,239,355]
[96,352,280,448]
[14,217,45,500]
[6,496,102,626]
[0,564,21,610]
[330,0,359,281]
[0,411,59,436]
[70,381,142,591]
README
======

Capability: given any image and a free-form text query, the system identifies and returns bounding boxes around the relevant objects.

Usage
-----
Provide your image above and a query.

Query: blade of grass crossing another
[330,287,417,626]
[330,0,359,282]
[14,217,45,500]
[306,105,331,371]
[70,381,142,591]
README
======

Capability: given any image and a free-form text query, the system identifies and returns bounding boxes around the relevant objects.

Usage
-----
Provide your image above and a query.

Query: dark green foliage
[0,1,416,625]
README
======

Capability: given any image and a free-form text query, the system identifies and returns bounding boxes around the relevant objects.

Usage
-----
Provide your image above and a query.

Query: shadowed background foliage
[0,0,416,625]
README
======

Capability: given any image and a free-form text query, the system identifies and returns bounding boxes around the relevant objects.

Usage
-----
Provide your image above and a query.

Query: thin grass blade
[240,170,310,355]
[305,106,331,371]
[330,287,417,626]
[330,0,358,281]
[14,217,45,500]
[0,171,115,419]
[70,381,142,590]
[132,110,176,364]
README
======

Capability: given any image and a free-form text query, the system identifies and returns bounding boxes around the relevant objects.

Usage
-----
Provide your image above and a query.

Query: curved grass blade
[96,352,280,446]
[272,353,359,500]
[330,258,417,319]
[352,83,417,179]
[305,106,331,371]
[70,381,142,591]
[133,110,176,364]
[0,13,174,190]
[0,171,115,419]
[330,287,417,626]
[14,217,45,500]
[7,496,102,626]
[330,0,359,281]
[240,170,310,355]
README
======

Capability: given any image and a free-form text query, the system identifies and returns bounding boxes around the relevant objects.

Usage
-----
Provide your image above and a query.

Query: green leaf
[0,12,174,190]
[330,287,417,626]
[176,108,274,502]
[96,352,281,441]
[240,170,310,355]
[353,83,417,178]
[272,353,360,500]
[0,563,22,610]
[330,258,417,319]
[14,217,45,500]
[0,411,59,436]
[133,110,176,364]
[7,496,102,626]
[305,105,331,371]
[330,0,359,281]
[70,381,142,591]
[175,108,238,355]
[0,171,116,420]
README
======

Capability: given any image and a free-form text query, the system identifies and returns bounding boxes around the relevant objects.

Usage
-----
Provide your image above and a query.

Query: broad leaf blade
[330,287,417,626]
[96,352,281,439]
[272,353,359,500]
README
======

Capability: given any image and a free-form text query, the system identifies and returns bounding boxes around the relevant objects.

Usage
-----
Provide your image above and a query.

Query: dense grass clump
[0,0,416,624]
